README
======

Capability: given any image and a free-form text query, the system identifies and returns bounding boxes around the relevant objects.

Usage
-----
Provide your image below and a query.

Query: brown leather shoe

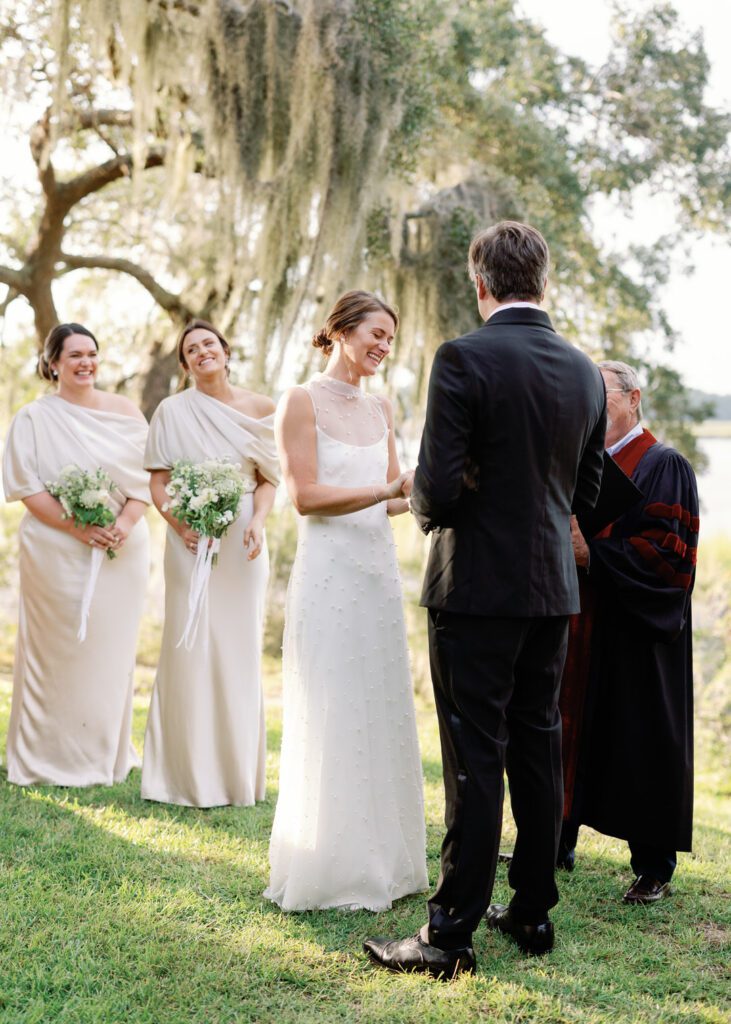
[622,875,672,905]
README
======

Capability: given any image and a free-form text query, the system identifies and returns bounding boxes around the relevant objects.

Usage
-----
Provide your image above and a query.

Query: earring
[51,370,58,379]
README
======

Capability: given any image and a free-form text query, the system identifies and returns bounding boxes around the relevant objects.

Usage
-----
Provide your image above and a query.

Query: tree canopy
[0,0,728,457]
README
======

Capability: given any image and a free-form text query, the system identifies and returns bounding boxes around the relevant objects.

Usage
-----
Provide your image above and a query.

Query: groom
[364,221,606,978]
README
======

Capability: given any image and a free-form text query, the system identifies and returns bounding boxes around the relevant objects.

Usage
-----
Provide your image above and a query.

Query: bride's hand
[382,471,413,502]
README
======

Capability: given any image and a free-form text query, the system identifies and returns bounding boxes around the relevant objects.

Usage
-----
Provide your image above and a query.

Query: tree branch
[0,287,21,317]
[60,148,167,207]
[63,108,134,131]
[59,252,196,322]
[0,265,28,294]
[29,111,56,198]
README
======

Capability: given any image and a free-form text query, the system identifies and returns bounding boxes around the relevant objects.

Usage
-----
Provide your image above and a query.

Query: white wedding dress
[265,373,428,911]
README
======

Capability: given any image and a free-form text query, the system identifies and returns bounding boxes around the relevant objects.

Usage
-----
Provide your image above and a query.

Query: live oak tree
[0,0,728,457]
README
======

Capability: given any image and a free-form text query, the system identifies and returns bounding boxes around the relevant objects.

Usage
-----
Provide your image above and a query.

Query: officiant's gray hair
[468,221,549,302]
[598,360,643,420]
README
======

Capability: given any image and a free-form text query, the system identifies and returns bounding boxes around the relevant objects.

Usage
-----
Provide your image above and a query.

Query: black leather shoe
[622,875,672,905]
[556,841,576,872]
[363,933,476,980]
[484,904,554,955]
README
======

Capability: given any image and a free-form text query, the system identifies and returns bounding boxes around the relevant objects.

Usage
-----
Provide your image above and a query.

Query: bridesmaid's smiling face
[340,311,396,379]
[181,328,229,384]
[53,334,99,390]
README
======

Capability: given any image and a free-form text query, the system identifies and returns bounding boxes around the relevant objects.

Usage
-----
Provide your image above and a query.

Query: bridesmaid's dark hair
[312,290,399,356]
[38,323,99,382]
[176,319,232,391]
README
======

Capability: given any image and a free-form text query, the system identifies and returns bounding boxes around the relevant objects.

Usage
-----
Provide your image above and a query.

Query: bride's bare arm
[378,396,413,517]
[276,387,409,517]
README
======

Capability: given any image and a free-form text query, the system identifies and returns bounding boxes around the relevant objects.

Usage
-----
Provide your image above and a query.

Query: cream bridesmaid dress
[2,395,150,786]
[265,374,428,911]
[141,388,280,808]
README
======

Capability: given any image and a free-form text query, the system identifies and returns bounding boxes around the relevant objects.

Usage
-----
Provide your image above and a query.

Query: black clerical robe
[560,429,698,851]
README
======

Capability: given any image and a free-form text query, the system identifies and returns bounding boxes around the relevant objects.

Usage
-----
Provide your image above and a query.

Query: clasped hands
[76,516,131,553]
[379,469,414,503]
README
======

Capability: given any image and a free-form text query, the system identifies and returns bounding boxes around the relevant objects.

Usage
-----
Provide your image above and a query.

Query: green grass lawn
[0,673,729,1024]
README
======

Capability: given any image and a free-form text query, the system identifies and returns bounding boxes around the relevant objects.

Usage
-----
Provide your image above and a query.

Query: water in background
[697,438,730,537]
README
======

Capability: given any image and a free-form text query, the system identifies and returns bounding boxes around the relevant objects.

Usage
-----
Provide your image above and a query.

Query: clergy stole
[559,429,659,818]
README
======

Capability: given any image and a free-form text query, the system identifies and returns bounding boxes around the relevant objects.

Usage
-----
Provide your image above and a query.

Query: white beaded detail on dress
[265,374,428,912]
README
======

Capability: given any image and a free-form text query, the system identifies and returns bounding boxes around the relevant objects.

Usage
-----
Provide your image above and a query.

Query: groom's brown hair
[468,221,549,303]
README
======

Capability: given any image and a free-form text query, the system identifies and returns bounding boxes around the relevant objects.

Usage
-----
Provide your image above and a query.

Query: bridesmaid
[141,319,279,808]
[2,323,150,787]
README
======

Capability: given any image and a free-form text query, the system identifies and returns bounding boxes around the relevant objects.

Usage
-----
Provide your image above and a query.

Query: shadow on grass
[2,764,729,1024]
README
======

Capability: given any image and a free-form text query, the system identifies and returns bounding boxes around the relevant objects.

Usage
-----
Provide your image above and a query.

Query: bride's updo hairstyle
[176,318,232,390]
[312,290,399,356]
[38,323,99,382]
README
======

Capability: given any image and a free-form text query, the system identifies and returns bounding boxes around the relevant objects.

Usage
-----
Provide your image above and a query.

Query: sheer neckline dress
[265,373,428,911]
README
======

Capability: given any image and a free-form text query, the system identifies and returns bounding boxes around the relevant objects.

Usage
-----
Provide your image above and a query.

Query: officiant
[559,360,699,904]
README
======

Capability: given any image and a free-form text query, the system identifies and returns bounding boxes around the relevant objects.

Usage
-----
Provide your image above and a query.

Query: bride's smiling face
[339,311,396,378]
[53,334,99,390]
[181,328,229,383]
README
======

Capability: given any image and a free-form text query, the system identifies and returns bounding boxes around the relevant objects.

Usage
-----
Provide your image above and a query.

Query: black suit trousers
[426,610,569,949]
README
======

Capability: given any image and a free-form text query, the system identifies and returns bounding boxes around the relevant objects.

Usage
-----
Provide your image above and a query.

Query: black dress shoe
[622,875,672,905]
[556,841,576,872]
[484,904,554,955]
[363,933,475,980]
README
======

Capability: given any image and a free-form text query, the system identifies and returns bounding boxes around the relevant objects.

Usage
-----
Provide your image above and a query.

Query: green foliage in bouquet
[163,460,244,553]
[46,466,118,559]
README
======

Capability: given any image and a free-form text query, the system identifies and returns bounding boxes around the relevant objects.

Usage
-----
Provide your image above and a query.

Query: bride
[265,290,428,912]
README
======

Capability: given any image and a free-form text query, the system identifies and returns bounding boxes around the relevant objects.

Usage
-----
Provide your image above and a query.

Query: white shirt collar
[486,301,543,321]
[606,421,643,456]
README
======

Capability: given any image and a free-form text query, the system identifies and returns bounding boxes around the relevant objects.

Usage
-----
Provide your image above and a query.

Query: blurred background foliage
[0,0,728,461]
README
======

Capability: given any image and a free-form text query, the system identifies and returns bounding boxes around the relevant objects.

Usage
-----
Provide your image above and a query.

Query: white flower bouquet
[163,458,244,565]
[46,465,120,642]
[164,459,245,649]
[47,465,119,559]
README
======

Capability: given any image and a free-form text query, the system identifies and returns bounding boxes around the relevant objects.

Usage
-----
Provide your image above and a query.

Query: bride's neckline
[312,372,364,400]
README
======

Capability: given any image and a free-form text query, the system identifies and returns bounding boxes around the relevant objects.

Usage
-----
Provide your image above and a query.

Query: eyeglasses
[605,387,630,393]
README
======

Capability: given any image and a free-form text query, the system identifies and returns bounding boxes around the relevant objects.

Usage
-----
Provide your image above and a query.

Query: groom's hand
[570,516,590,568]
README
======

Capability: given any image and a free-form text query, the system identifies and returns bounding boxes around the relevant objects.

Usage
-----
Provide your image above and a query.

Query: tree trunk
[140,340,182,420]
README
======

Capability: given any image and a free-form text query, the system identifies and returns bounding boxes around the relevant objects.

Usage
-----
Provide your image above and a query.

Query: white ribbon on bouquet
[177,536,221,651]
[77,545,105,642]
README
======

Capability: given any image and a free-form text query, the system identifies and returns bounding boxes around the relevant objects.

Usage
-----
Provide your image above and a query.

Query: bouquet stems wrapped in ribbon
[163,459,244,650]
[46,465,119,642]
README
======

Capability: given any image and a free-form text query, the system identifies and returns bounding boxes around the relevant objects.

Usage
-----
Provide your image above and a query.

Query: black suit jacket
[411,307,606,617]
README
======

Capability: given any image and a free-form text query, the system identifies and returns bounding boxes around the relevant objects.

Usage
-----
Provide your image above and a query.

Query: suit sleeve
[571,372,606,514]
[410,341,475,534]
[588,451,698,642]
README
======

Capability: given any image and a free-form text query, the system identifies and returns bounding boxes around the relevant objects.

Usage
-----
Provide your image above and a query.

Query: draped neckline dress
[141,387,279,808]
[2,393,150,786]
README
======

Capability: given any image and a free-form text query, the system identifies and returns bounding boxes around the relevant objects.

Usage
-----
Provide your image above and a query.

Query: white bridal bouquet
[46,465,120,642]
[163,459,245,649]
